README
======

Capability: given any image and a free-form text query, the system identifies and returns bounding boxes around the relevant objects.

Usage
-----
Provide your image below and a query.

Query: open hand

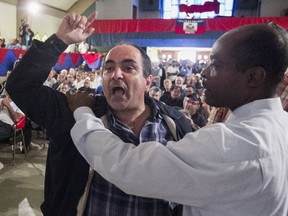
[56,11,97,45]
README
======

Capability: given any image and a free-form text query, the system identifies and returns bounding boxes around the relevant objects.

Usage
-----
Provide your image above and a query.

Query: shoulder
[155,100,192,134]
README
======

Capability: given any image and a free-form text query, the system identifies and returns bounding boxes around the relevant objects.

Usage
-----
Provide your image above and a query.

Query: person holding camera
[19,20,34,50]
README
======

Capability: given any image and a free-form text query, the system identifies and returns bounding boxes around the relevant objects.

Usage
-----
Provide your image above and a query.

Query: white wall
[96,0,134,19]
[260,0,288,16]
[28,13,61,40]
[0,2,17,41]
[0,1,61,42]
[139,10,161,19]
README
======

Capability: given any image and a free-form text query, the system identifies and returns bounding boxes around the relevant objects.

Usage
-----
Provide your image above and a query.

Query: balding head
[217,23,288,87]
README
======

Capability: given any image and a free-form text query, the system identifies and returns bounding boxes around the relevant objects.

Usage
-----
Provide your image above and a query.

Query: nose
[111,67,123,80]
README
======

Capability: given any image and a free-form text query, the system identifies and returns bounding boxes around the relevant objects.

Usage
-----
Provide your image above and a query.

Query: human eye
[104,65,115,73]
[122,64,135,73]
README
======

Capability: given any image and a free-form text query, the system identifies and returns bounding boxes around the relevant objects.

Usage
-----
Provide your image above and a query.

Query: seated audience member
[160,85,183,108]
[52,74,65,90]
[151,62,162,87]
[60,69,68,77]
[183,74,197,89]
[174,76,186,98]
[179,109,198,131]
[70,22,288,216]
[43,68,57,88]
[148,86,162,101]
[88,70,102,92]
[161,78,172,96]
[0,37,6,48]
[75,73,84,89]
[0,94,31,152]
[0,95,23,141]
[67,74,77,91]
[59,81,70,94]
[184,84,196,96]
[6,38,21,49]
[68,68,77,77]
[183,92,207,128]
[78,79,94,95]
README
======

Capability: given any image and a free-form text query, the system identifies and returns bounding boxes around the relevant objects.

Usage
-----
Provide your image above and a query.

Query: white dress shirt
[71,97,288,216]
[0,100,23,125]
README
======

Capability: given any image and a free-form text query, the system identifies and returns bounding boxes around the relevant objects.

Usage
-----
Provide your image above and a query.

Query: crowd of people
[2,10,288,216]
[43,67,103,96]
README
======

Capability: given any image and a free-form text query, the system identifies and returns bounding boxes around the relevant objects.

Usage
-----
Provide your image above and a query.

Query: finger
[72,14,84,29]
[85,11,98,28]
[67,12,76,26]
[78,16,87,31]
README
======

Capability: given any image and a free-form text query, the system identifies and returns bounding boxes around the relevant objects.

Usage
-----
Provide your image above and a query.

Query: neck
[114,104,151,137]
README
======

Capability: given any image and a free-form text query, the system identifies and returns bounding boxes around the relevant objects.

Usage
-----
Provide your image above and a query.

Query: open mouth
[112,87,125,95]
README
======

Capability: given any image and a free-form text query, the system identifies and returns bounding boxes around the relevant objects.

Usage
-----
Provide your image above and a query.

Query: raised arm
[6,12,97,132]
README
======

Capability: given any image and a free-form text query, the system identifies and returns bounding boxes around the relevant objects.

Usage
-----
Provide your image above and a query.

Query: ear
[145,75,152,89]
[246,67,266,87]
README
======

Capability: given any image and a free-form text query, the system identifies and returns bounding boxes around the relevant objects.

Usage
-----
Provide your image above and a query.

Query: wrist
[55,32,69,45]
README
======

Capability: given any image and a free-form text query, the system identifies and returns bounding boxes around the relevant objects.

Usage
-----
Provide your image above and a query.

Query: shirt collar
[106,95,161,124]
[226,97,283,122]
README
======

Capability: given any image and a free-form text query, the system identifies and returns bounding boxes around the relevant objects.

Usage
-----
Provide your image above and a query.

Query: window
[162,0,234,19]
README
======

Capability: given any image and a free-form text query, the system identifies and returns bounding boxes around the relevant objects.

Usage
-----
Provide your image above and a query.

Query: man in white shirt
[0,95,24,141]
[166,60,179,83]
[78,40,89,54]
[69,23,288,215]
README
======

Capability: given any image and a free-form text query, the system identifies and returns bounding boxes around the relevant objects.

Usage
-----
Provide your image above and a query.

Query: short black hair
[107,42,152,78]
[231,23,288,87]
[186,92,201,103]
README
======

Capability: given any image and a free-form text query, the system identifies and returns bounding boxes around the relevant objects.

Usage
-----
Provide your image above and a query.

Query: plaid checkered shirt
[84,98,175,216]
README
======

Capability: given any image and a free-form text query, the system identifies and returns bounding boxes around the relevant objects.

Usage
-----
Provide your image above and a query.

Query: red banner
[90,17,288,34]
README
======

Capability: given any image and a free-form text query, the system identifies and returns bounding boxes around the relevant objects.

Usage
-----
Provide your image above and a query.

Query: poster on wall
[175,19,206,34]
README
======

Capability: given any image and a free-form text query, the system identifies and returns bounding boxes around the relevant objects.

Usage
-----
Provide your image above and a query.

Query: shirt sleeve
[71,107,262,207]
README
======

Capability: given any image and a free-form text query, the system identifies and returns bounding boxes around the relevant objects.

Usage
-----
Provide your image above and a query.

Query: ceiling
[0,0,79,12]
[36,0,79,11]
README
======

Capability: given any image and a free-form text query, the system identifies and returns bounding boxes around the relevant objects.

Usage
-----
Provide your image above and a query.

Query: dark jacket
[6,34,192,216]
[19,28,34,47]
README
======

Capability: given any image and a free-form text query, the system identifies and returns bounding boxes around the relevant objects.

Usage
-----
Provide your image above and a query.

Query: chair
[11,116,27,161]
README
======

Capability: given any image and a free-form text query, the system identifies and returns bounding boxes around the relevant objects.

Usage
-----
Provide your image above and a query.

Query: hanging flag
[82,53,102,69]
[175,19,206,34]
